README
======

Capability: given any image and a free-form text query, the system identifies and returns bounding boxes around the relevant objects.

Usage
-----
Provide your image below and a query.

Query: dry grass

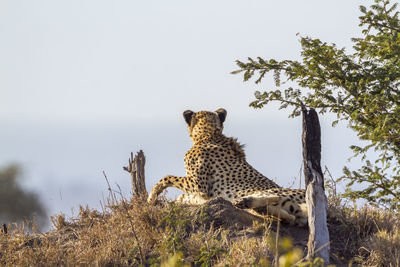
[327,195,400,266]
[0,192,399,266]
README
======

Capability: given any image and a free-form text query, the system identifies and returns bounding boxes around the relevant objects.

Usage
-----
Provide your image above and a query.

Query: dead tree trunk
[302,104,330,264]
[123,150,148,199]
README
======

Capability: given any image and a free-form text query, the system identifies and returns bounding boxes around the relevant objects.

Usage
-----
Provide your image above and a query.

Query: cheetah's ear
[215,108,227,124]
[183,110,195,125]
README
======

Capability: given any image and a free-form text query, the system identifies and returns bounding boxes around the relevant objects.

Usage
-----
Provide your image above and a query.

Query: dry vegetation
[0,190,399,267]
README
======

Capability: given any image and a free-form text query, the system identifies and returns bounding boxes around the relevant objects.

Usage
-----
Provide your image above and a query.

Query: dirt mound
[189,197,346,265]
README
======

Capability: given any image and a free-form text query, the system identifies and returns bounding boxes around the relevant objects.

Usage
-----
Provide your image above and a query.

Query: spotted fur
[148,108,308,226]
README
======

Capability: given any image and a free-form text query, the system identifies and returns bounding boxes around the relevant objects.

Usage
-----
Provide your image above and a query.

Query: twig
[274,212,280,267]
[102,171,116,205]
[324,166,337,197]
[269,98,303,107]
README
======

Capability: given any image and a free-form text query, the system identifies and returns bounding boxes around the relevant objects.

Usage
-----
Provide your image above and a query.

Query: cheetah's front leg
[148,175,203,203]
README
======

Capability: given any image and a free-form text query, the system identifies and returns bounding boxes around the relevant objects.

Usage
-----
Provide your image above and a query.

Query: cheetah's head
[183,108,227,142]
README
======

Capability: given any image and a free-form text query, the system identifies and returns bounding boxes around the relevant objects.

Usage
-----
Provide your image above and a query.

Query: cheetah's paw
[234,197,255,209]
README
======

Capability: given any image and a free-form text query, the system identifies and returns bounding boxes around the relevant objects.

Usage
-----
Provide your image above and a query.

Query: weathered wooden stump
[2,224,7,234]
[302,104,330,263]
[123,150,148,199]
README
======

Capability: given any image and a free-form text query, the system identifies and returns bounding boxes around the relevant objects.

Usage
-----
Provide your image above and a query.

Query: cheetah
[148,108,308,226]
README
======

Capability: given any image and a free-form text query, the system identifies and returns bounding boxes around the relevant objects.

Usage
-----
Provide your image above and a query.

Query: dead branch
[302,104,330,264]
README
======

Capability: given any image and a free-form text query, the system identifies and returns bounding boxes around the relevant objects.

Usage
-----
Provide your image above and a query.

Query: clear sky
[1,0,368,226]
